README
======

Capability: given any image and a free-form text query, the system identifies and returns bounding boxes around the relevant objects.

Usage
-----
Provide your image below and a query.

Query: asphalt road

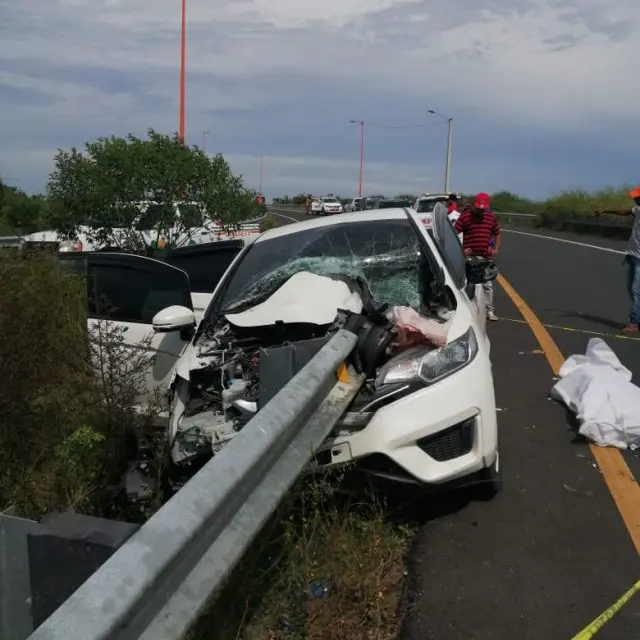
[268,209,640,639]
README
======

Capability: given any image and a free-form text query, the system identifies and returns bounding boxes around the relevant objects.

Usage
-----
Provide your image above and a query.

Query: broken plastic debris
[563,483,595,497]
[304,580,335,600]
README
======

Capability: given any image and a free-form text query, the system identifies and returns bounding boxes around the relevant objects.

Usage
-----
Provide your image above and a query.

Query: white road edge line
[270,210,302,223]
[502,228,626,255]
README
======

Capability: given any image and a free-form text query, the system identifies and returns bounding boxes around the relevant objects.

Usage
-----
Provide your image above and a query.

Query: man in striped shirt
[454,193,501,321]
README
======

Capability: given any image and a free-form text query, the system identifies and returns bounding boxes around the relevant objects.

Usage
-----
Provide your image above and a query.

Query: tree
[46,129,261,250]
[0,176,47,235]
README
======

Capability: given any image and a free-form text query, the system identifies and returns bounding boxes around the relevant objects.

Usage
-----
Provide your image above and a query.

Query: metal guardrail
[30,329,364,640]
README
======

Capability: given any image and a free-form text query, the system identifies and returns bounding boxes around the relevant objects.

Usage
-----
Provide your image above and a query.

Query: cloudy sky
[0,0,638,200]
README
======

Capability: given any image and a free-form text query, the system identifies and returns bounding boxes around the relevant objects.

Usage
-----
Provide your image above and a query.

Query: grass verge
[191,472,416,640]
[0,250,161,520]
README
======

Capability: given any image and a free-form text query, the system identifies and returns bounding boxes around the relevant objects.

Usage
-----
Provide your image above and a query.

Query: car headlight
[379,327,478,386]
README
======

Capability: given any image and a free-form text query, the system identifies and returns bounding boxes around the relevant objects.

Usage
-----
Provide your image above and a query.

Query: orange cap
[628,186,640,198]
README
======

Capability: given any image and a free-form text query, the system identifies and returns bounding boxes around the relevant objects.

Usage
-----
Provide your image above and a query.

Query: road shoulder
[401,288,640,640]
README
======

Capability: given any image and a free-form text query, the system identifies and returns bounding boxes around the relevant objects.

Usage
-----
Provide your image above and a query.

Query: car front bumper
[311,347,498,485]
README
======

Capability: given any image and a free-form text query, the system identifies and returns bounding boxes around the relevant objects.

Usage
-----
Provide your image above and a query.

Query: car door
[426,204,487,334]
[59,252,194,417]
[152,239,245,322]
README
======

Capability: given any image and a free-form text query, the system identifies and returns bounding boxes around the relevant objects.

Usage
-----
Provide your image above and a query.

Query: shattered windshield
[215,219,433,315]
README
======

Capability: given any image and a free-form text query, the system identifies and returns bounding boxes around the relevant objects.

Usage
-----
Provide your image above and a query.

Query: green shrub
[259,215,279,232]
[0,252,161,518]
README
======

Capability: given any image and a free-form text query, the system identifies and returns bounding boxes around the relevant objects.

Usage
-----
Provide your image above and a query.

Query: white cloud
[1,0,639,195]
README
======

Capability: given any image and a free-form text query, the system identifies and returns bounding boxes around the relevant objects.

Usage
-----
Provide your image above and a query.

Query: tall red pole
[358,121,364,197]
[179,0,186,145]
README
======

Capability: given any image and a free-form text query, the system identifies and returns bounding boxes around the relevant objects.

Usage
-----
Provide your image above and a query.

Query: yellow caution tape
[501,317,640,342]
[570,579,640,639]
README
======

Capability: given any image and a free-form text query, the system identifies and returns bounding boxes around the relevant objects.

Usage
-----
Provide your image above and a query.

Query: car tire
[474,450,501,500]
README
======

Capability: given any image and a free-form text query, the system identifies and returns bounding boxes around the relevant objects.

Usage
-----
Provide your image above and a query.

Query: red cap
[473,192,490,209]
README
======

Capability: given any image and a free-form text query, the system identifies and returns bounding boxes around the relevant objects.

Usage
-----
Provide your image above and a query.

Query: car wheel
[474,450,501,500]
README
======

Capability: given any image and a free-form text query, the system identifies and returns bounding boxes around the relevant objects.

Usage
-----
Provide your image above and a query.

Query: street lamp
[179,0,186,145]
[202,129,209,153]
[349,120,364,197]
[428,110,453,193]
[251,155,264,193]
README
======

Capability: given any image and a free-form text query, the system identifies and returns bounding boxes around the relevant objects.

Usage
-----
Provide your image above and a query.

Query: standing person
[305,196,312,216]
[448,194,462,242]
[454,192,501,321]
[447,193,458,215]
[596,187,640,334]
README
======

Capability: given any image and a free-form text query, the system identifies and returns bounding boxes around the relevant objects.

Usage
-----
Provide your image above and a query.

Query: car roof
[257,208,411,242]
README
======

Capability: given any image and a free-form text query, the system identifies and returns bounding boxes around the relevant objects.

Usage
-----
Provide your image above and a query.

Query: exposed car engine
[167,270,455,481]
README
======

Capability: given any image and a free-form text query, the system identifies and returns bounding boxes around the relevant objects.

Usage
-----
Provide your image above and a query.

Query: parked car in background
[348,197,364,212]
[310,196,344,215]
[365,195,385,209]
[374,198,414,209]
[411,193,458,228]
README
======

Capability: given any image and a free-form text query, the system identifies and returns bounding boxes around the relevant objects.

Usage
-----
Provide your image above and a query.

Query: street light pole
[428,110,453,192]
[349,120,364,197]
[202,129,209,153]
[179,0,186,145]
[259,155,263,193]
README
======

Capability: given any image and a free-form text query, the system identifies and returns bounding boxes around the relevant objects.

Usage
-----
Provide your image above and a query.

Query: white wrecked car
[63,205,500,496]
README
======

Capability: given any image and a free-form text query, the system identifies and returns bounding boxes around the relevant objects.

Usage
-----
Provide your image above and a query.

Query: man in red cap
[596,187,640,333]
[454,192,501,321]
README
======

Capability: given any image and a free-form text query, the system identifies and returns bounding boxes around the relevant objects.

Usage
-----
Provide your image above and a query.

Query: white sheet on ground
[225,271,363,327]
[550,337,640,450]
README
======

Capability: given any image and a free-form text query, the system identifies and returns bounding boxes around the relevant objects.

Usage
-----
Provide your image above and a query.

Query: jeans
[625,255,640,324]
[483,280,494,313]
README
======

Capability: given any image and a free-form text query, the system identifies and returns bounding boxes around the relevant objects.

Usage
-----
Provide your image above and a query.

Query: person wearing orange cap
[454,192,501,321]
[596,187,640,333]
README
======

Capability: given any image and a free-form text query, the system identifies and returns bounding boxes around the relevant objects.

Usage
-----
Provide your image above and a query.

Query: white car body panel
[225,272,364,327]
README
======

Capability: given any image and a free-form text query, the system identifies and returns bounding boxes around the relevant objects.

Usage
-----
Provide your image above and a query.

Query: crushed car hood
[224,271,364,327]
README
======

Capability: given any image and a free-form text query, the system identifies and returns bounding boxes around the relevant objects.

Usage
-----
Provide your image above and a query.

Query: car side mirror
[152,305,196,333]
[466,257,498,285]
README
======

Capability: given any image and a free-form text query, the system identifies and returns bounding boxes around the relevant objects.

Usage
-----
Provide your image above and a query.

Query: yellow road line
[497,273,640,556]
[500,316,640,343]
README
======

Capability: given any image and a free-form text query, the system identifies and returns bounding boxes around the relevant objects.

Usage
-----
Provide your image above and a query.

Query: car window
[178,204,204,227]
[136,204,174,230]
[214,219,435,315]
[161,241,243,293]
[89,262,192,323]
